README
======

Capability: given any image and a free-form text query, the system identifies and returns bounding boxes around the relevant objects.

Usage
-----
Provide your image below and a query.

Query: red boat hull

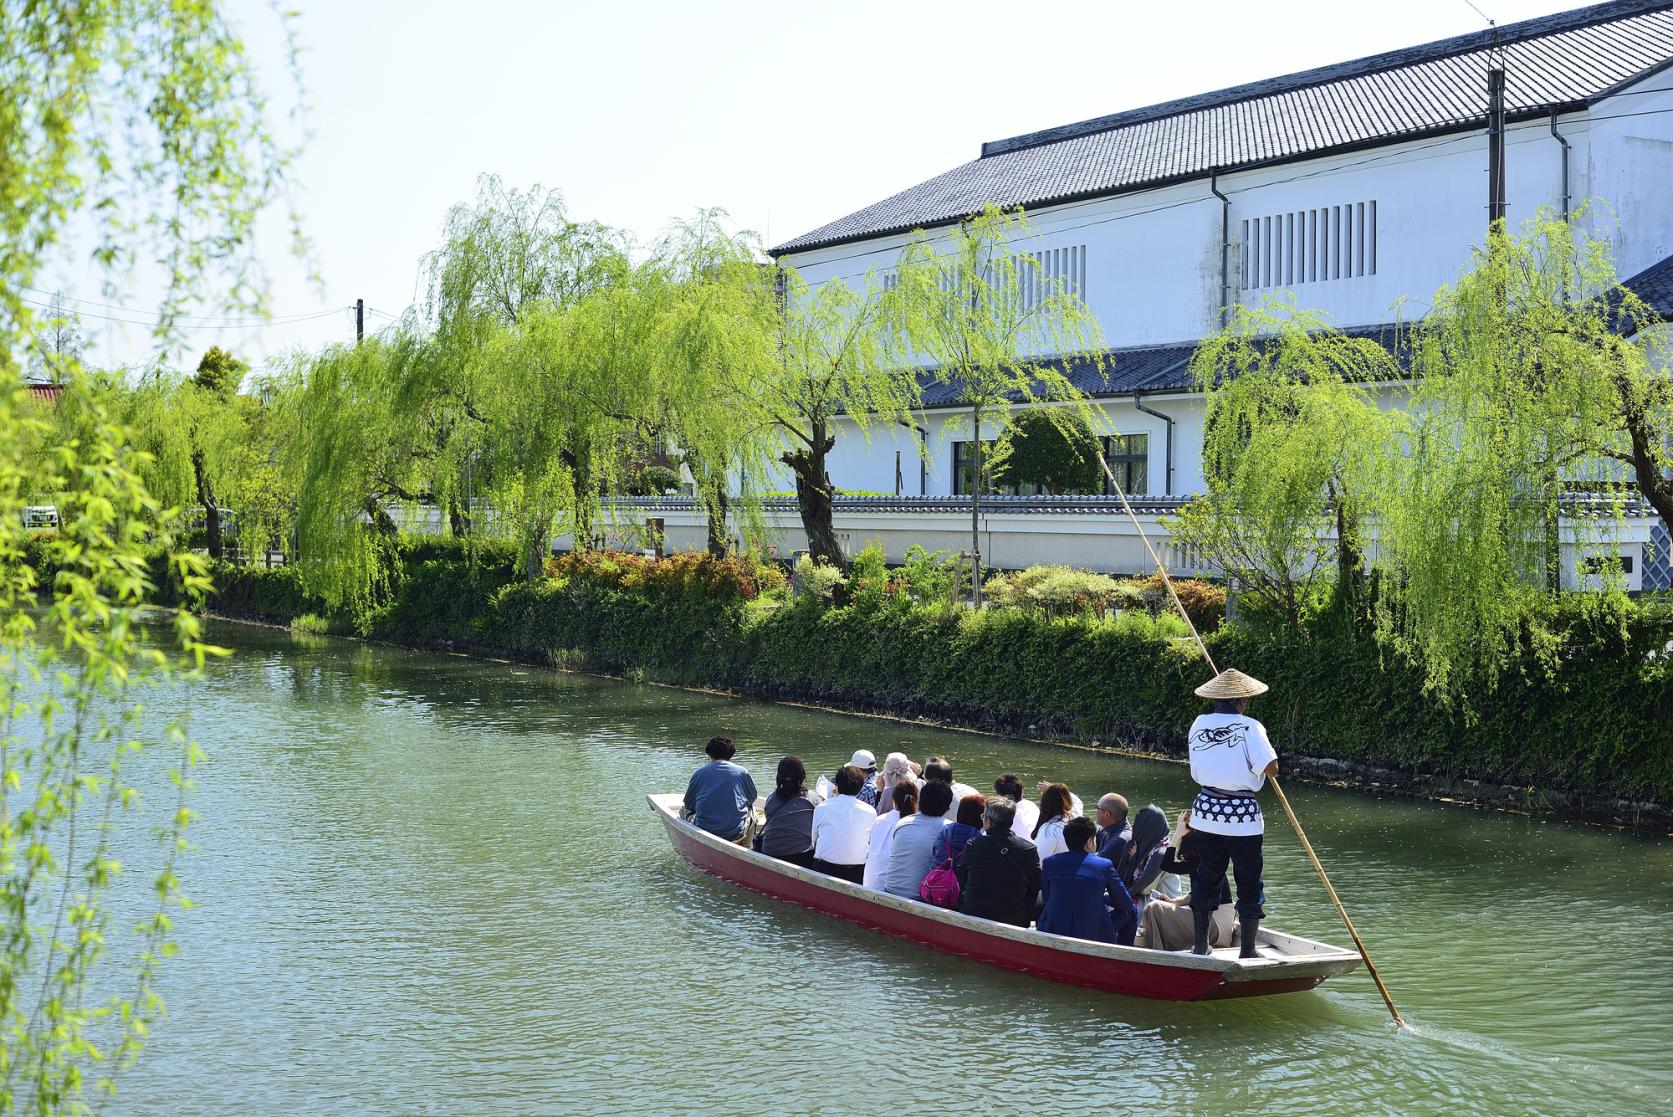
[655,796,1350,1001]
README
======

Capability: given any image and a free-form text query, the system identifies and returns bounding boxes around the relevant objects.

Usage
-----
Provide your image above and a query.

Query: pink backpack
[919,853,961,909]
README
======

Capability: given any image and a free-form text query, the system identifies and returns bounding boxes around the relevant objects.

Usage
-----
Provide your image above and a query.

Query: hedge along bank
[199,541,1673,827]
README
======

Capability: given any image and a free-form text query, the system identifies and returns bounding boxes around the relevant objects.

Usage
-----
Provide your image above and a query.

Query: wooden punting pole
[1094,451,1406,1028]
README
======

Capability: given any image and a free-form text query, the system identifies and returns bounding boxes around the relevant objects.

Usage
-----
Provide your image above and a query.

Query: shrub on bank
[191,545,1673,802]
[545,549,784,603]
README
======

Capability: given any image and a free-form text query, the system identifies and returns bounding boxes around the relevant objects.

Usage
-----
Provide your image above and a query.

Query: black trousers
[1183,829,1265,922]
[812,858,865,884]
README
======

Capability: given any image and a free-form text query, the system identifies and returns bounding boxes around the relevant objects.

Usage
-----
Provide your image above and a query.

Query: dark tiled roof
[772,1,1673,256]
[1624,251,1673,319]
[910,321,1410,408]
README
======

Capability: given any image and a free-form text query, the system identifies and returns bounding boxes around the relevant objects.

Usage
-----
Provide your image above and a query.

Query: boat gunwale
[648,793,1361,984]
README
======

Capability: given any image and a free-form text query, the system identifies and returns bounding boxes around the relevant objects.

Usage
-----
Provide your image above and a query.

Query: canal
[116,620,1670,1116]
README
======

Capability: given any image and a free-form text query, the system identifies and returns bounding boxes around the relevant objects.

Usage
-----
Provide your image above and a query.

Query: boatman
[1181,669,1278,958]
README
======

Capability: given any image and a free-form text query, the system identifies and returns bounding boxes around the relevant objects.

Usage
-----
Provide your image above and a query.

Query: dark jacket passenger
[956,829,1042,928]
[932,821,981,868]
[1037,849,1136,945]
[759,788,820,859]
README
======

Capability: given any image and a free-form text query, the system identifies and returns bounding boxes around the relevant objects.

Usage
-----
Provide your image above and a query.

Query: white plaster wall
[776,94,1670,533]
[1588,67,1673,281]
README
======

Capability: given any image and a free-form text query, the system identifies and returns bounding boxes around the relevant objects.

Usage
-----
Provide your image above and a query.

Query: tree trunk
[563,438,597,552]
[1330,480,1364,602]
[706,489,730,558]
[970,403,983,606]
[193,449,223,561]
[448,498,472,538]
[1619,372,1673,532]
[783,420,844,569]
[363,494,399,536]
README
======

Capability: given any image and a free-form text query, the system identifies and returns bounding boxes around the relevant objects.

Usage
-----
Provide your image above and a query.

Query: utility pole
[1487,64,1507,230]
[355,297,365,343]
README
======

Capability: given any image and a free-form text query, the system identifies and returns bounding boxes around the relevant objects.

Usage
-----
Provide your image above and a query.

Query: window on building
[1018,244,1088,311]
[1241,201,1376,290]
[952,440,1047,497]
[1101,433,1149,496]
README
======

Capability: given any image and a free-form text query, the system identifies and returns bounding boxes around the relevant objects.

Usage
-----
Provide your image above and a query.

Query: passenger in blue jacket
[1037,816,1137,946]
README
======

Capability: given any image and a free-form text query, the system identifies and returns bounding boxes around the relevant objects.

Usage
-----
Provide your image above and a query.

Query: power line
[7,282,352,324]
[13,292,348,331]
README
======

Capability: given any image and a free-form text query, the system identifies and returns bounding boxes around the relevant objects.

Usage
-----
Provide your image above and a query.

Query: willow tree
[891,205,1106,602]
[2,4,298,1108]
[416,176,629,540]
[291,334,434,614]
[651,211,781,557]
[551,259,668,552]
[1377,214,1669,693]
[1166,301,1399,626]
[730,267,916,568]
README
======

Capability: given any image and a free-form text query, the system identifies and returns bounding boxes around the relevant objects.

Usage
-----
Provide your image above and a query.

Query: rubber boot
[1239,916,1261,958]
[1191,908,1213,955]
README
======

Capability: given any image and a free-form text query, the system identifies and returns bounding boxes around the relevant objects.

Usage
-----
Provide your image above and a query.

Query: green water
[113,620,1670,1116]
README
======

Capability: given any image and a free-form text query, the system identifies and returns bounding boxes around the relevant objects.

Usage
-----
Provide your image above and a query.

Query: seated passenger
[996,774,1038,839]
[1115,804,1184,912]
[875,752,920,814]
[1135,886,1234,952]
[758,756,822,868]
[1094,793,1131,858]
[681,736,758,845]
[1038,816,1136,945]
[1136,813,1233,950]
[1031,783,1078,860]
[1036,779,1084,818]
[864,780,918,890]
[955,797,1042,928]
[921,756,979,819]
[848,749,881,808]
[809,765,876,884]
[931,794,986,868]
[882,781,953,898]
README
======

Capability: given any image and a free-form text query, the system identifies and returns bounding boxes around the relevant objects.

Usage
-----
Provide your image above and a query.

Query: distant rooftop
[771,0,1673,256]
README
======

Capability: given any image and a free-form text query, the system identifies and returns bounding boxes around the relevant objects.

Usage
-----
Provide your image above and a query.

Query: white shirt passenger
[862,810,902,890]
[1010,798,1040,841]
[811,794,876,865]
[927,781,980,819]
[1033,816,1070,860]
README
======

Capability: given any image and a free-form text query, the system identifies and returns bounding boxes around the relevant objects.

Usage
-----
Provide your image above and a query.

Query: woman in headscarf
[1115,804,1180,914]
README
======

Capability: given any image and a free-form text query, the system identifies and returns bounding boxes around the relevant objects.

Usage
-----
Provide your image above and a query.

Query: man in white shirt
[1181,668,1279,958]
[810,765,877,884]
[995,774,1039,839]
[921,757,978,819]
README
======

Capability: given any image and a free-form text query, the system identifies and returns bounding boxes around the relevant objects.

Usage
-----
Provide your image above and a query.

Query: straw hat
[1194,668,1269,700]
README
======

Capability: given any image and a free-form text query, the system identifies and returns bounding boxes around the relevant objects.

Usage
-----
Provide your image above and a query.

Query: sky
[33,0,1591,373]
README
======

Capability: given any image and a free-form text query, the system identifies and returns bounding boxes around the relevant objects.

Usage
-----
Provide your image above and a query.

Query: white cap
[848,749,877,771]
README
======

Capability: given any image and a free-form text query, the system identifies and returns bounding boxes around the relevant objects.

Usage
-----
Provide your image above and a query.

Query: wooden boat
[651,794,1362,1001]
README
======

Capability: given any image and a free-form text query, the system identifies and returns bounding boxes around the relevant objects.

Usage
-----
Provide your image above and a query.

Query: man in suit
[955,796,1041,928]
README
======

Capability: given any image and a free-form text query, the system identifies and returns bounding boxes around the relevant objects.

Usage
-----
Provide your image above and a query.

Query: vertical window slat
[1262,216,1272,288]
[1241,220,1250,290]
[1368,200,1377,275]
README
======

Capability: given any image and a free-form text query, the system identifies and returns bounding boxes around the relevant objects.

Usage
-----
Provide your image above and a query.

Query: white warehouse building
[631,0,1673,589]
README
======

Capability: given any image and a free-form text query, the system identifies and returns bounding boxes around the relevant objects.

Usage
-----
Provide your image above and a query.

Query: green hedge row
[196,550,1673,803]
